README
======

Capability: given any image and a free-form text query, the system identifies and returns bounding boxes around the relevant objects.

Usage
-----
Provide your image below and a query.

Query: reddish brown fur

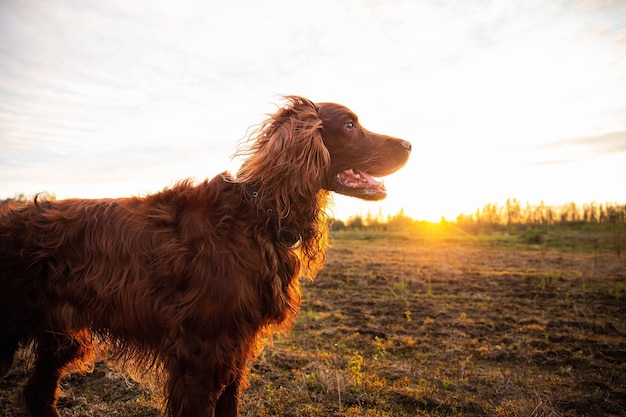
[0,96,410,417]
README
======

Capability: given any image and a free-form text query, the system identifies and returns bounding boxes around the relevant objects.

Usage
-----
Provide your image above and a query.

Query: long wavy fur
[0,96,332,417]
[233,96,331,278]
[0,95,410,417]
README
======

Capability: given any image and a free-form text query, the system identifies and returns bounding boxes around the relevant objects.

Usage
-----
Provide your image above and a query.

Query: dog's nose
[400,140,412,152]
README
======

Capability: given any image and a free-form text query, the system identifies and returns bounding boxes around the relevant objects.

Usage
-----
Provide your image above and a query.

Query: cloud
[529,159,571,167]
[562,131,626,155]
[530,130,626,167]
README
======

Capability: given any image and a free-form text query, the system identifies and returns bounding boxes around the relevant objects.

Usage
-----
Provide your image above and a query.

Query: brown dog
[0,96,410,417]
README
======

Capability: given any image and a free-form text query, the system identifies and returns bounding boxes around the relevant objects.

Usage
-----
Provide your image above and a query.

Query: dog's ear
[235,96,330,220]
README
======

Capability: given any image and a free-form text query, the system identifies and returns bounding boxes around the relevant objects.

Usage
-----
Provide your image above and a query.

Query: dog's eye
[345,122,355,130]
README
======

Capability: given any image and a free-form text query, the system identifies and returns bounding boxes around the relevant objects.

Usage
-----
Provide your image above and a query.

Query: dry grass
[2,228,625,416]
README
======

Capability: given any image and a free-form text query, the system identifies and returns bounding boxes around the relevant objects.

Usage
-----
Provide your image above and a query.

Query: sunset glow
[1,1,624,221]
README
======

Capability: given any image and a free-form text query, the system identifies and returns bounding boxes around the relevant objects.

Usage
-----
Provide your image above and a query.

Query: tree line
[455,199,626,227]
[333,200,626,232]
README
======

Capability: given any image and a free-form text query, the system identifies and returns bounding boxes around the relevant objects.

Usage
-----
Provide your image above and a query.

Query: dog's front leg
[215,371,244,417]
[164,354,224,417]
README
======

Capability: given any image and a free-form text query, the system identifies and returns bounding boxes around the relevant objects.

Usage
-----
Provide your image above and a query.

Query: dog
[0,96,411,417]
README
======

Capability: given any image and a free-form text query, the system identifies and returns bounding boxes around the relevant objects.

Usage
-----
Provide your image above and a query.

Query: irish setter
[0,96,411,417]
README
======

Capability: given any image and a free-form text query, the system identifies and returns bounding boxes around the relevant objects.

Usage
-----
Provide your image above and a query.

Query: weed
[426,275,433,296]
[391,280,411,310]
[298,308,318,323]
[608,281,625,299]
[372,336,388,361]
[348,352,364,386]
[540,274,555,290]
[390,280,409,297]
[404,310,412,323]
[564,291,571,308]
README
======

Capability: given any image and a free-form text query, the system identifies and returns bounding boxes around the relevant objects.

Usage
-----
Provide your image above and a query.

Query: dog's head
[235,97,411,205]
[317,102,411,201]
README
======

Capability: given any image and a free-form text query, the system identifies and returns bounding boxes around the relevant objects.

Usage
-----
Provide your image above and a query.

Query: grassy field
[2,226,625,416]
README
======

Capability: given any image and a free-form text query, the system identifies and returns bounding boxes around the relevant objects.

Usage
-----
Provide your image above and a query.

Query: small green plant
[564,291,571,308]
[540,274,554,290]
[390,280,408,297]
[373,336,387,360]
[349,352,364,386]
[391,280,411,310]
[298,308,318,324]
[608,281,625,299]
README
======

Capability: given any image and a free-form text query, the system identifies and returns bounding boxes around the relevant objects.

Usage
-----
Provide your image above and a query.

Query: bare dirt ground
[2,230,625,416]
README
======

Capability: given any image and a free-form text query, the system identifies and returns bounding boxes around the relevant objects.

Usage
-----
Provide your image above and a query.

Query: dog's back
[0,191,198,370]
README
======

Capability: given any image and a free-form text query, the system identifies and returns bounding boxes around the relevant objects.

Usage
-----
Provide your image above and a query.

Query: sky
[1,0,625,221]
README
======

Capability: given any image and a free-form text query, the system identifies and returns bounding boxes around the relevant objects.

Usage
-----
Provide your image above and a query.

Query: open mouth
[335,169,386,198]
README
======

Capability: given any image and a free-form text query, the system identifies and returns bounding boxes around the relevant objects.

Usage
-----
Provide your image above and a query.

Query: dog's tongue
[337,169,385,190]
